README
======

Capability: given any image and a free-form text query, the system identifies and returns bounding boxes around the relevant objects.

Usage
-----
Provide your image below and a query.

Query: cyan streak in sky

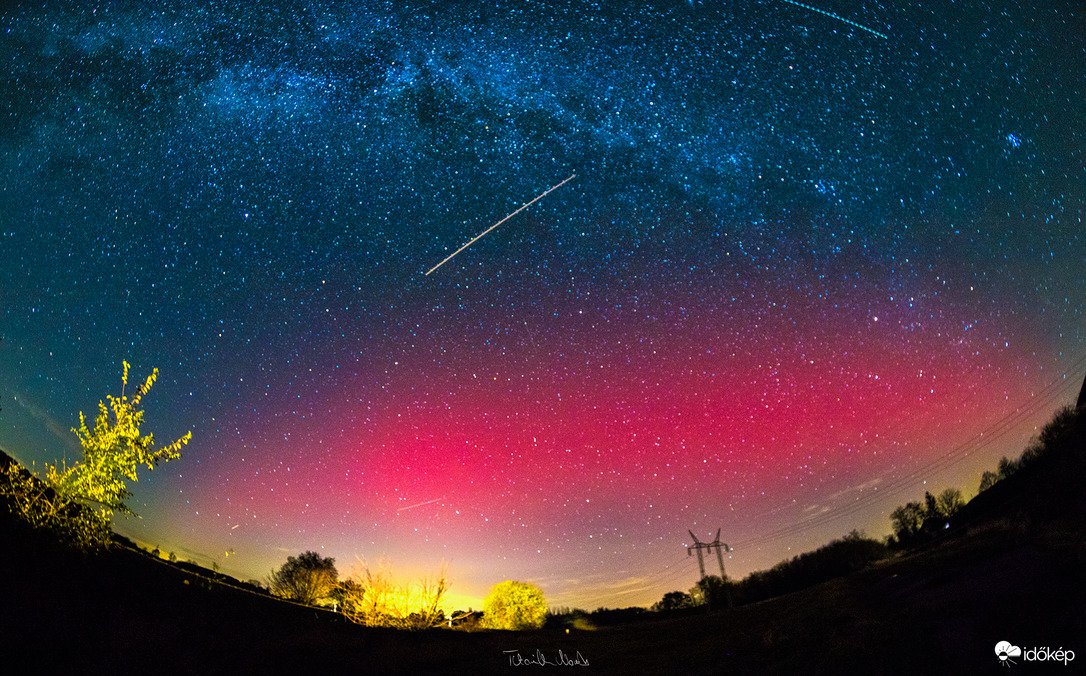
[776,0,889,39]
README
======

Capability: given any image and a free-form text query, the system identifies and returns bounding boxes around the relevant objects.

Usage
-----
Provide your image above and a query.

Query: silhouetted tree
[331,578,364,610]
[892,487,964,547]
[979,455,1023,493]
[998,455,1019,479]
[482,580,547,630]
[937,487,965,516]
[690,575,731,609]
[890,501,925,543]
[977,406,1083,495]
[269,551,338,605]
[924,491,942,518]
[652,590,695,612]
[1038,405,1083,455]
[978,469,1001,493]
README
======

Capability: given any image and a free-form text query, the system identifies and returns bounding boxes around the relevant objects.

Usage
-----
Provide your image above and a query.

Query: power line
[578,357,1086,609]
[729,357,1086,551]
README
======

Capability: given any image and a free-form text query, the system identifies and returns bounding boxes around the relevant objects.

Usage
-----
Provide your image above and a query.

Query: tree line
[650,530,889,612]
[267,551,548,631]
[651,403,1084,614]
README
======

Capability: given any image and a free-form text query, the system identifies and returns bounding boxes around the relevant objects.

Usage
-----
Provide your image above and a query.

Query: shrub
[482,580,547,630]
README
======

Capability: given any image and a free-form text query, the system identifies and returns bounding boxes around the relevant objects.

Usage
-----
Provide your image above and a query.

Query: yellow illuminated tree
[0,362,190,551]
[339,561,451,629]
[482,580,547,630]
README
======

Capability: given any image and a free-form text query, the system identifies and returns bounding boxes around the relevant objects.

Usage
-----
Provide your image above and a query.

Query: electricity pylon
[688,528,734,608]
[687,528,730,579]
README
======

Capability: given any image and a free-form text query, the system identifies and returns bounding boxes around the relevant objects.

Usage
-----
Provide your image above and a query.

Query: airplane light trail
[425,173,577,275]
[776,0,889,40]
[396,496,446,512]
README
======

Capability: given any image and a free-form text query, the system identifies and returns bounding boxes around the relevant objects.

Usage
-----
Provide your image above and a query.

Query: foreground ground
[2,516,1082,675]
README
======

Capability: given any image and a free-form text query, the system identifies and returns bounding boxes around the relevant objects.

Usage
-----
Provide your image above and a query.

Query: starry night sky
[1,1,1083,609]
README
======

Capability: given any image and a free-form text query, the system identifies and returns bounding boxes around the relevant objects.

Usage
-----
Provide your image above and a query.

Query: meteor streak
[425,173,577,275]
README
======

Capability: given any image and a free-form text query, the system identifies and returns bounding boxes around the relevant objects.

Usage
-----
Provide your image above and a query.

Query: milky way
[1,1,1083,608]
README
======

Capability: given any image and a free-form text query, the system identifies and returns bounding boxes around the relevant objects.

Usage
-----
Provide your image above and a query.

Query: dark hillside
[3,517,1081,675]
[952,405,1086,533]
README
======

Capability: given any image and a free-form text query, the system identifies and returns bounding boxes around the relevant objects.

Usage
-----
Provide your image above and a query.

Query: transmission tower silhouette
[687,528,730,579]
[688,528,734,609]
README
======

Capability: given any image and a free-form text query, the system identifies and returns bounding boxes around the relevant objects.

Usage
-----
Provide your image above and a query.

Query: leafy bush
[482,580,547,630]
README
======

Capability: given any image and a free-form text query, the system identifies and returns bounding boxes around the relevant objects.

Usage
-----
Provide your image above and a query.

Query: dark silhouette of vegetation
[889,500,926,544]
[0,363,190,551]
[482,580,547,630]
[448,609,484,630]
[584,606,649,626]
[967,404,1086,526]
[891,404,1085,550]
[268,551,339,605]
[926,487,965,519]
[651,590,695,612]
[978,405,1084,495]
[690,574,731,609]
[547,606,649,629]
[544,606,594,630]
[889,488,965,547]
[730,531,887,606]
[654,530,889,612]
